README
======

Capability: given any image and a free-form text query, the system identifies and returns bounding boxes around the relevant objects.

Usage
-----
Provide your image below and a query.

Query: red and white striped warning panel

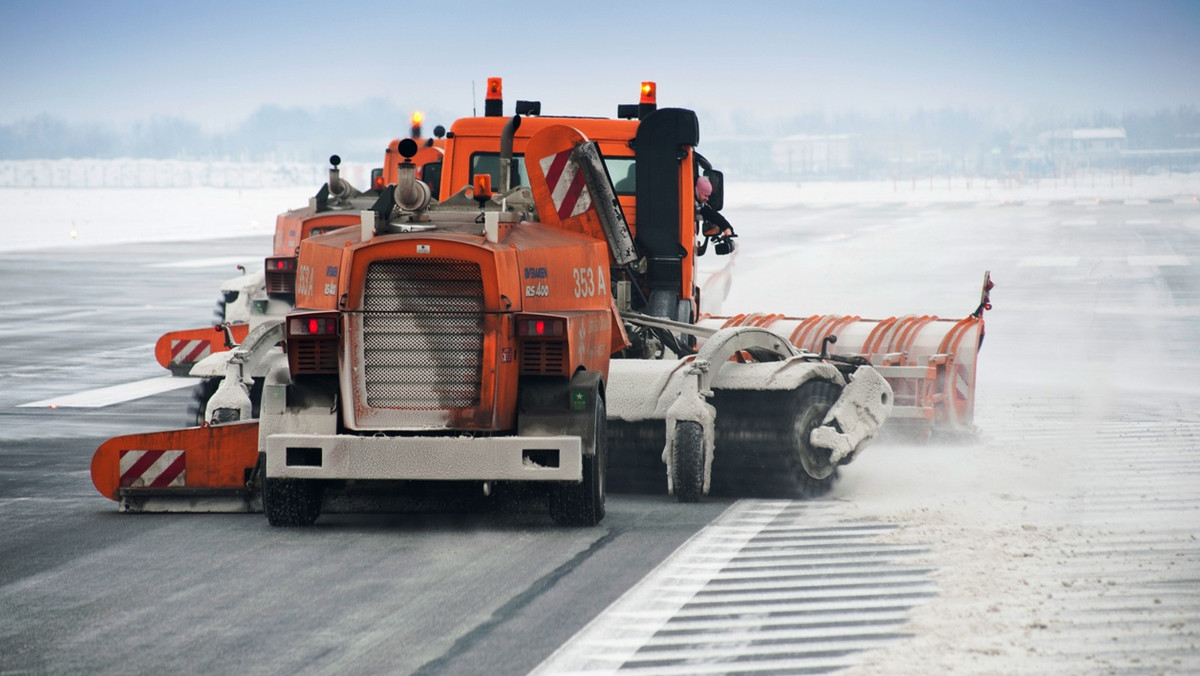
[119,450,185,489]
[170,339,211,365]
[539,148,592,220]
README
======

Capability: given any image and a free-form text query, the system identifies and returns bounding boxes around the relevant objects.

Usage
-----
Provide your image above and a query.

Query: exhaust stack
[393,138,431,212]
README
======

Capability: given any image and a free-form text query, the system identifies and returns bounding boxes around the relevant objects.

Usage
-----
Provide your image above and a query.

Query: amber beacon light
[485,77,503,116]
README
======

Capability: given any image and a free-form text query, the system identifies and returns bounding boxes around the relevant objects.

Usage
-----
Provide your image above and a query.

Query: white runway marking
[533,500,932,675]
[1127,255,1189,267]
[1018,256,1080,267]
[146,256,258,269]
[18,376,199,408]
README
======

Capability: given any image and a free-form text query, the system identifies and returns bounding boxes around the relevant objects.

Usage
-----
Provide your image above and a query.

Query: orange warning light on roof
[640,81,656,105]
[487,77,503,100]
[411,111,424,125]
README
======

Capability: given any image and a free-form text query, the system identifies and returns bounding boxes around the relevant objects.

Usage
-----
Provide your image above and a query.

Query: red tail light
[516,315,568,376]
[516,315,565,337]
[286,312,339,376]
[290,315,338,336]
[265,257,297,296]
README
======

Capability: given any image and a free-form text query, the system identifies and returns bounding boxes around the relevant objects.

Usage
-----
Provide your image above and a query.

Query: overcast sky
[2,0,1197,131]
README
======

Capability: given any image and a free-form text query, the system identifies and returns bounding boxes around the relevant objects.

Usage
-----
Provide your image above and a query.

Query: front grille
[521,340,567,376]
[361,259,484,409]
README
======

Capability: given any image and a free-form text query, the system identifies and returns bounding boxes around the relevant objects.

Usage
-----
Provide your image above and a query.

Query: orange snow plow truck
[154,111,446,377]
[92,79,989,525]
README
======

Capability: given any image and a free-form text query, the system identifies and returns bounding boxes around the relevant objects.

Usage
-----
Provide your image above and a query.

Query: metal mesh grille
[361,259,484,409]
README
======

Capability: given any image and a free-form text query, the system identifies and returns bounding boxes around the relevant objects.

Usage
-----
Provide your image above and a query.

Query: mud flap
[90,421,261,512]
[809,366,894,465]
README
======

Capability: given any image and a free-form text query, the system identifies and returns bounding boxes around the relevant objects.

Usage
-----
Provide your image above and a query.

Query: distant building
[1038,128,1126,169]
[770,133,861,178]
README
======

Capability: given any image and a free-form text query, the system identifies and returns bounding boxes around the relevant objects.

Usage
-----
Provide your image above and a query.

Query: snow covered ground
[727,172,1200,208]
[2,171,1196,253]
[718,175,1200,674]
[0,186,306,253]
[3,172,1199,673]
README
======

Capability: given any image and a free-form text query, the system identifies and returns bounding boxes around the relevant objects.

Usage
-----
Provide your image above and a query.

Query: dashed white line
[18,376,199,408]
[533,501,933,675]
[1018,256,1080,267]
[146,256,259,269]
[1127,255,1189,266]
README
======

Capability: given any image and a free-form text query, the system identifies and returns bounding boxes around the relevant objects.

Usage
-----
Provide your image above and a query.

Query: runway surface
[2,191,1198,674]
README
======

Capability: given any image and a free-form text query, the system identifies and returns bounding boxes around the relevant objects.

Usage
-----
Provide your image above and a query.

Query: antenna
[472,80,476,117]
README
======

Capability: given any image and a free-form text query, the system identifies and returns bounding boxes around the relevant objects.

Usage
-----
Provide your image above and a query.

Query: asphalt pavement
[3,194,1199,675]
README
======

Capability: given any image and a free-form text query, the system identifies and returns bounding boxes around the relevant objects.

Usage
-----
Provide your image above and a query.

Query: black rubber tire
[549,395,606,527]
[786,379,843,497]
[263,477,322,527]
[187,378,220,427]
[670,420,705,503]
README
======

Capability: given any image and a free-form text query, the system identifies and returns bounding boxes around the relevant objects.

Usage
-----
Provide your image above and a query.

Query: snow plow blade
[90,422,260,513]
[154,324,250,376]
[699,272,993,438]
[699,312,983,437]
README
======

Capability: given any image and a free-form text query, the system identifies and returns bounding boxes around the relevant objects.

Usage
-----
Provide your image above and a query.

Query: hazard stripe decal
[119,450,186,488]
[558,170,588,220]
[170,339,210,365]
[540,148,592,220]
[543,148,570,194]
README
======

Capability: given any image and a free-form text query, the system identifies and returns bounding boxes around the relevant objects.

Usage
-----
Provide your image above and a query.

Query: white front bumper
[265,434,583,482]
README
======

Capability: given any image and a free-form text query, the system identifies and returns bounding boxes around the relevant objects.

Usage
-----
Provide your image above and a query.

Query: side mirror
[420,162,443,201]
[705,170,724,211]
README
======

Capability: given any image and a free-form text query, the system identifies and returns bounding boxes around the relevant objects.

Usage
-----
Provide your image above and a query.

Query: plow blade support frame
[90,421,261,512]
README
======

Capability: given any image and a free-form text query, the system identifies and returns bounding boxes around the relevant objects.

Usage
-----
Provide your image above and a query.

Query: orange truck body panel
[442,116,642,230]
[382,139,444,186]
[296,196,620,432]
[274,209,364,258]
[154,324,250,372]
[91,422,259,502]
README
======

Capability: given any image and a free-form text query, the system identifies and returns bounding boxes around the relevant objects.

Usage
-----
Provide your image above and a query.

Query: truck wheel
[788,379,842,497]
[670,420,705,503]
[188,378,219,426]
[549,395,606,526]
[263,477,321,527]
